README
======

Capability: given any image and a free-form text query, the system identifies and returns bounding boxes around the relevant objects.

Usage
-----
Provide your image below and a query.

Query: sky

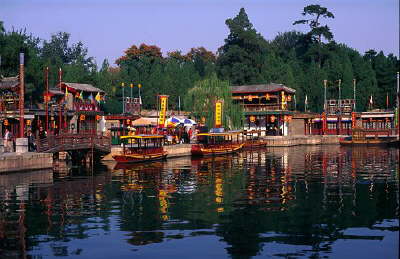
[1,0,399,65]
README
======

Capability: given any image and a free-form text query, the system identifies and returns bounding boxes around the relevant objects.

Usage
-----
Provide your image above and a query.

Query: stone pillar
[16,138,28,153]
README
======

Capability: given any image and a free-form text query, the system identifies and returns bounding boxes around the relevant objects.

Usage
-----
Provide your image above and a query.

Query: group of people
[2,127,47,153]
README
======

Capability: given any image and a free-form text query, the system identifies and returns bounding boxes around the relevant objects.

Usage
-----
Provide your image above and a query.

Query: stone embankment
[0,152,53,173]
[262,135,341,147]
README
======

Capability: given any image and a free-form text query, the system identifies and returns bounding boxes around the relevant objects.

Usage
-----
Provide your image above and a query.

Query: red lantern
[270,115,276,123]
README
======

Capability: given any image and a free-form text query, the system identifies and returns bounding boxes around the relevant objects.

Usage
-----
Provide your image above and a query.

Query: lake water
[0,145,398,258]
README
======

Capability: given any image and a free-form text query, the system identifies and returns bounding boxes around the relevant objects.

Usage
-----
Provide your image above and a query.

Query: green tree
[185,74,243,129]
[293,4,335,43]
[216,8,268,85]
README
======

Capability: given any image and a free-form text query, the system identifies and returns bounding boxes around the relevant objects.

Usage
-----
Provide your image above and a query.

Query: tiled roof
[64,82,104,93]
[0,76,19,90]
[231,83,296,94]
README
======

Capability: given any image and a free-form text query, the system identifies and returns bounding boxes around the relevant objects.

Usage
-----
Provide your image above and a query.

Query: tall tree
[293,4,335,43]
[216,8,268,85]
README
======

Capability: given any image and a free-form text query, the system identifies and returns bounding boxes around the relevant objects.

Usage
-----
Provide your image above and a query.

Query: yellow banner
[159,96,168,126]
[215,101,222,128]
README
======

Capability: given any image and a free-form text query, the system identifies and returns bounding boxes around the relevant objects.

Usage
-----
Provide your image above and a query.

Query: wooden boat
[340,128,398,146]
[243,130,267,149]
[112,135,167,163]
[191,131,244,156]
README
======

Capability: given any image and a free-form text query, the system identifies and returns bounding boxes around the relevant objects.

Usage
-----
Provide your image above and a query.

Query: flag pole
[45,67,49,133]
[353,79,356,111]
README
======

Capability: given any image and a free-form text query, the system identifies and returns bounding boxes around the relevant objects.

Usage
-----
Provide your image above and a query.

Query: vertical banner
[281,91,286,110]
[215,100,223,128]
[322,112,327,135]
[158,95,168,127]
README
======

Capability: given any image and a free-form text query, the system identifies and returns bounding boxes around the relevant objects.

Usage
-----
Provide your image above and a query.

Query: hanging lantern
[250,115,256,123]
[26,119,31,126]
[265,93,270,100]
[248,96,253,102]
[80,114,86,121]
[96,115,101,121]
[287,95,292,102]
[3,119,8,126]
[270,115,276,123]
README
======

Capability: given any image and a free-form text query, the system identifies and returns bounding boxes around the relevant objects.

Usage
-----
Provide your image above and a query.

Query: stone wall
[289,118,305,136]
[0,153,53,173]
[164,144,192,158]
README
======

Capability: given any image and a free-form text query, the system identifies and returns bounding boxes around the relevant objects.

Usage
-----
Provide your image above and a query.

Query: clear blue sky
[1,0,399,65]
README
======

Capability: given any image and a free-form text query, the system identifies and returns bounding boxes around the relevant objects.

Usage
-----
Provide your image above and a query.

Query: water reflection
[0,146,398,258]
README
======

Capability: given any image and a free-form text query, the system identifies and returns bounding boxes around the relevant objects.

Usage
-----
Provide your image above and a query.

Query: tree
[185,74,243,129]
[293,4,335,43]
[216,8,268,85]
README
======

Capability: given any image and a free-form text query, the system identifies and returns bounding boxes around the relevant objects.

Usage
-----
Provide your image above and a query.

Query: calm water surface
[0,145,398,258]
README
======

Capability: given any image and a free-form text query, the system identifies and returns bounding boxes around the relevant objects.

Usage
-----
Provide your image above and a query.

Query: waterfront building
[0,75,106,141]
[306,98,397,136]
[231,83,296,136]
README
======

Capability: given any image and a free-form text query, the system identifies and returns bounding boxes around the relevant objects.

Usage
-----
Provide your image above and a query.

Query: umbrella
[183,118,196,126]
[165,117,182,127]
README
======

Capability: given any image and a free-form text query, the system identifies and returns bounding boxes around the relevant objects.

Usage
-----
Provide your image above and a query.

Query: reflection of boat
[339,128,398,146]
[112,135,167,163]
[243,130,267,149]
[191,131,244,156]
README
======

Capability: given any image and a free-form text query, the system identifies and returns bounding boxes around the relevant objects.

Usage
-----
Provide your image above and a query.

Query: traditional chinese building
[59,82,105,134]
[231,83,296,136]
[306,98,397,136]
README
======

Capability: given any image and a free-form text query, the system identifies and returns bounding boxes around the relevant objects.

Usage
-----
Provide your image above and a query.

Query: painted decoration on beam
[158,95,168,127]
[215,100,223,128]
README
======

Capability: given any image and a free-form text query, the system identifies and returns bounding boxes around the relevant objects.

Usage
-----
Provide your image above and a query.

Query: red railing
[73,102,100,112]
[36,133,111,153]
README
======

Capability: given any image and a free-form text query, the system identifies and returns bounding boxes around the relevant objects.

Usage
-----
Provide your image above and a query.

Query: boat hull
[191,143,244,156]
[113,152,168,163]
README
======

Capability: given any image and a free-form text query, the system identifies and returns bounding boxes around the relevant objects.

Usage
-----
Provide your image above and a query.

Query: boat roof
[197,131,242,137]
[120,134,164,139]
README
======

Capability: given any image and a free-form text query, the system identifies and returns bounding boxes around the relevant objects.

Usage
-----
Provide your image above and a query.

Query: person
[39,127,47,139]
[27,130,36,152]
[3,128,13,152]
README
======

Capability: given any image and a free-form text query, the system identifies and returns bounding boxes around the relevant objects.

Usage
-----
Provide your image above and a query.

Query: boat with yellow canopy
[191,131,244,156]
[112,135,167,163]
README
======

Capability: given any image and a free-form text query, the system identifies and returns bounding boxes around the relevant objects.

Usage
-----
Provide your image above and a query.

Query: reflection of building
[231,84,295,136]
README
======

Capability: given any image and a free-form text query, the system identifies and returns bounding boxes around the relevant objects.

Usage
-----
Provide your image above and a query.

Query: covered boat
[191,131,244,156]
[112,135,167,163]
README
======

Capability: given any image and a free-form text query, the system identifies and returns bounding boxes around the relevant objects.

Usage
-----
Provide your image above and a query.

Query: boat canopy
[120,135,165,139]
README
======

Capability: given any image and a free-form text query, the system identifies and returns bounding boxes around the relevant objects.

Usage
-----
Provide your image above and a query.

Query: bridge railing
[36,133,111,153]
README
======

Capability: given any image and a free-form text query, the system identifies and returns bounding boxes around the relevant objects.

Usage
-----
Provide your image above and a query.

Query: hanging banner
[281,91,286,110]
[158,95,168,127]
[215,100,223,128]
[351,112,356,128]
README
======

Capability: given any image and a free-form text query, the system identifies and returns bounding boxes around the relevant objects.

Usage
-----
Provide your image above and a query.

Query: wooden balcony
[242,103,290,112]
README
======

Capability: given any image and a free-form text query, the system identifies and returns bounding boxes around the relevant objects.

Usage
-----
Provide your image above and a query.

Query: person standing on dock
[3,128,12,153]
